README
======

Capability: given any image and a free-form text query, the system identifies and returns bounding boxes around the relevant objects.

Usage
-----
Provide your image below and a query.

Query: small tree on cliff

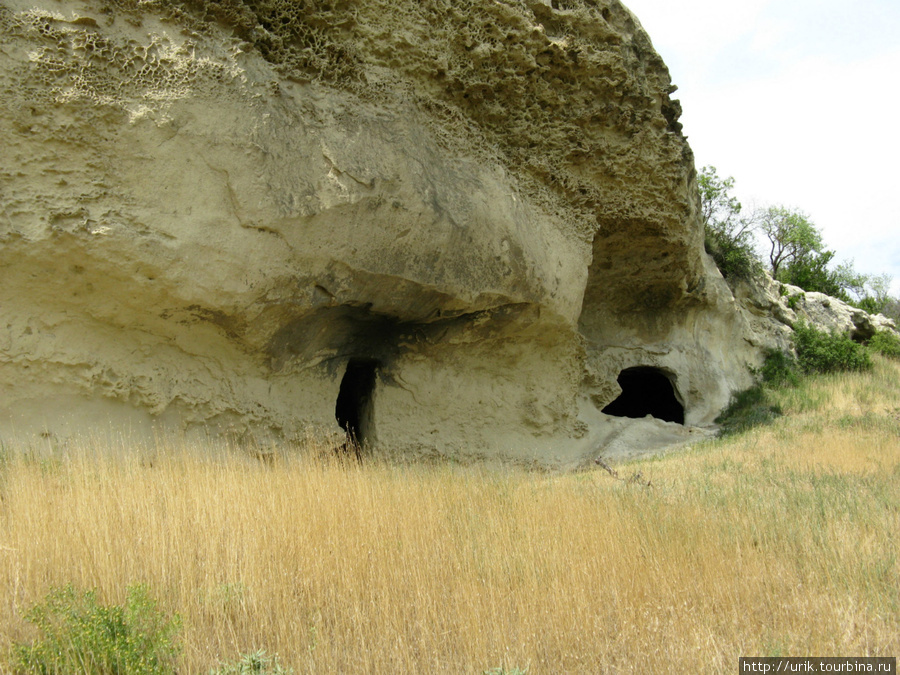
[757,206,822,279]
[699,167,898,310]
[698,166,761,281]
[757,206,864,301]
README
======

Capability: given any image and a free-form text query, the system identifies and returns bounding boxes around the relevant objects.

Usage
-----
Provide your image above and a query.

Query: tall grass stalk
[1,360,898,672]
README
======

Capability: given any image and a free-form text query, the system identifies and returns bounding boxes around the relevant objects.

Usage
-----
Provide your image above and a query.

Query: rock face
[1,0,885,464]
[734,277,897,348]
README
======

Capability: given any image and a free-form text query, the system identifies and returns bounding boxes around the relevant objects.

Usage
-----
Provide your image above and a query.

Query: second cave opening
[602,366,684,424]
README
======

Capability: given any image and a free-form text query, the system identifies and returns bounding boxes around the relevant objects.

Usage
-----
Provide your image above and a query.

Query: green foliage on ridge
[698,166,762,282]
[792,321,872,375]
[698,168,896,313]
[868,330,900,359]
[716,322,877,436]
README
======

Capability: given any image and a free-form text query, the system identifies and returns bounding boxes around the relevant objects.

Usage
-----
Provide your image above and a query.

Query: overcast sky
[623,0,900,296]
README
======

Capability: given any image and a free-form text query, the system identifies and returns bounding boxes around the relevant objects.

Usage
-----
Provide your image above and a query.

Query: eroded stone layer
[0,0,791,464]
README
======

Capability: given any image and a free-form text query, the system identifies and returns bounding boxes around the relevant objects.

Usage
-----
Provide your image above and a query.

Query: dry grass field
[1,357,898,673]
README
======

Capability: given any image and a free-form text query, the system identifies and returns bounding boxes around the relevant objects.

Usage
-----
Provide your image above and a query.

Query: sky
[622,0,900,296]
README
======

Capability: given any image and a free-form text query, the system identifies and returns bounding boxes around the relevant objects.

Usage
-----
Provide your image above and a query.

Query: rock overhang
[1,0,785,464]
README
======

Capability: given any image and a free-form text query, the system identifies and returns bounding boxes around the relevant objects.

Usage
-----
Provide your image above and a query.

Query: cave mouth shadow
[335,358,380,457]
[602,366,685,425]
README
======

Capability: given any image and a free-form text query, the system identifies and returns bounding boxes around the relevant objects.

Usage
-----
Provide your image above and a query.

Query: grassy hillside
[1,357,898,673]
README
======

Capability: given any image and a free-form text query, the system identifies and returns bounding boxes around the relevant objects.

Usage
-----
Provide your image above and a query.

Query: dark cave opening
[335,359,380,451]
[602,366,684,424]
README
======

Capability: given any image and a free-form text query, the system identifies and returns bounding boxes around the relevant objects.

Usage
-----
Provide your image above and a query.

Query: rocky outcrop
[2,0,883,465]
[736,277,896,339]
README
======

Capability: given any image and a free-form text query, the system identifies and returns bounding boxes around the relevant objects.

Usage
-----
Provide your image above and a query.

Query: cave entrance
[602,366,684,424]
[335,359,379,451]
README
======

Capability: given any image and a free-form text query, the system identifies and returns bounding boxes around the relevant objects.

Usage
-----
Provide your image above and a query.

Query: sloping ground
[1,358,897,671]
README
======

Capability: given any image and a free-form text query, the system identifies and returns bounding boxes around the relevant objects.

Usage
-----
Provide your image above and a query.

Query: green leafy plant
[705,231,762,282]
[756,206,880,302]
[715,348,795,437]
[868,330,900,359]
[880,297,900,324]
[714,384,783,437]
[717,322,879,438]
[780,249,851,300]
[756,347,801,387]
[12,584,181,675]
[758,205,823,280]
[209,650,293,675]
[792,321,872,374]
[698,166,762,282]
[848,271,893,315]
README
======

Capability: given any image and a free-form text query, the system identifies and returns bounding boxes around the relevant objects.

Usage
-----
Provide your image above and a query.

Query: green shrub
[868,330,900,359]
[209,651,293,675]
[792,321,872,374]
[853,295,887,315]
[715,384,783,437]
[714,350,797,436]
[13,584,181,675]
[699,165,762,283]
[704,231,762,282]
[778,250,851,301]
[717,321,877,437]
[756,348,801,387]
[880,298,900,324]
[718,323,879,438]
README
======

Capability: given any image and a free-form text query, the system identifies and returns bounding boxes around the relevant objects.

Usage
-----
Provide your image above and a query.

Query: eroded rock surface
[2,0,878,465]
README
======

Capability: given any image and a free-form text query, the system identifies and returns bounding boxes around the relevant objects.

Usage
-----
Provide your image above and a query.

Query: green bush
[778,250,851,301]
[698,165,763,283]
[853,295,887,315]
[13,584,181,675]
[704,230,762,282]
[792,321,872,374]
[756,348,801,387]
[209,650,293,675]
[714,384,783,437]
[880,298,900,324]
[717,323,880,438]
[715,350,796,436]
[868,330,900,359]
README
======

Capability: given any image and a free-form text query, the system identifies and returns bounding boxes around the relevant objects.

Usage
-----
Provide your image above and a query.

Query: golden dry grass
[1,358,899,673]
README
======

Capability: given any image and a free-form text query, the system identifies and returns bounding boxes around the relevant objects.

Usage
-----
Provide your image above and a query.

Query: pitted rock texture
[0,0,825,464]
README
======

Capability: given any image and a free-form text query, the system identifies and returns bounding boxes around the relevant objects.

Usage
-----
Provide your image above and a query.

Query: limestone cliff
[0,0,848,464]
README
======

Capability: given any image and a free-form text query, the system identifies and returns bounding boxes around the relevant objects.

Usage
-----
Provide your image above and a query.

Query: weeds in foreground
[11,581,292,675]
[209,650,293,675]
[714,381,783,436]
[12,584,180,675]
[1,359,898,672]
